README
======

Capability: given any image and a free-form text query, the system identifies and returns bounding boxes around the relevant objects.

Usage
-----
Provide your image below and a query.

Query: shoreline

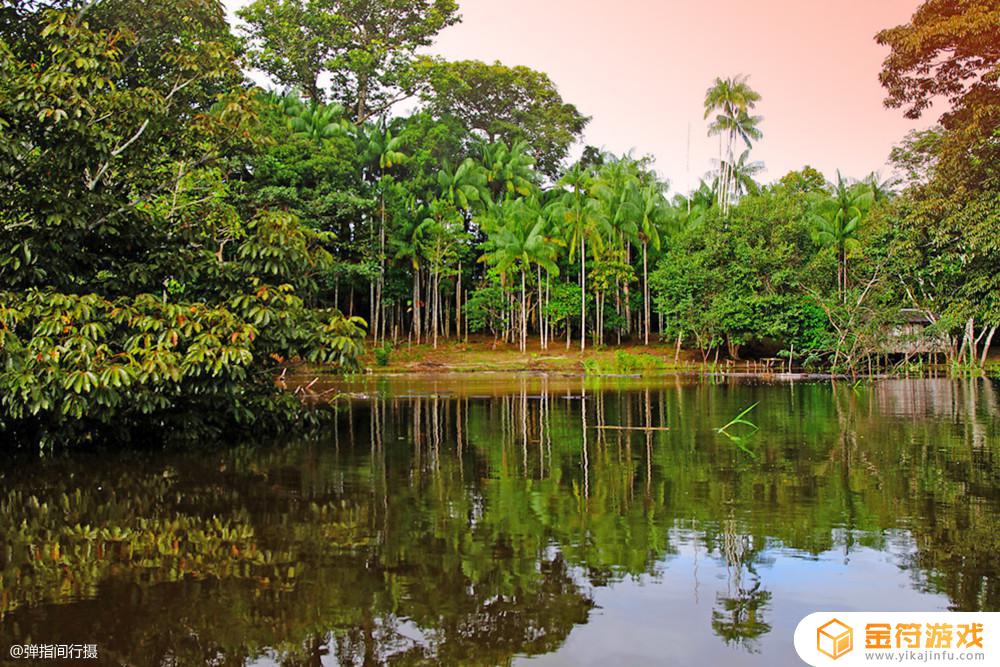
[354,338,993,380]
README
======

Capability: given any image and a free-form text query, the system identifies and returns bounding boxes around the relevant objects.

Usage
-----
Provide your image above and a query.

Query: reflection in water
[1,377,998,665]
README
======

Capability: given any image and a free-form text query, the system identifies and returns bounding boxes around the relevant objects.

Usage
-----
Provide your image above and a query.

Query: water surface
[1,376,998,665]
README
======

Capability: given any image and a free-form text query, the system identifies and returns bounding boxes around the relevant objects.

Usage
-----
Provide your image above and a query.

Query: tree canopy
[422,59,590,178]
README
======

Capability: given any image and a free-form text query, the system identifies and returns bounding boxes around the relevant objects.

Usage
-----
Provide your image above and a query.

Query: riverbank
[359,337,1000,377]
[363,337,697,374]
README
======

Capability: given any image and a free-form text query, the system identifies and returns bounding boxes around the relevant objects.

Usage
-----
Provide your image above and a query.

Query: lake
[1,375,998,665]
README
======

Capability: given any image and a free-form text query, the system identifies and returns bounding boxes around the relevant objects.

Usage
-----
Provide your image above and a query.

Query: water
[1,376,998,665]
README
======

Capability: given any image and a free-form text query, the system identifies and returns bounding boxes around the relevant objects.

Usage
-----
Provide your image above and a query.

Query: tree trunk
[370,280,376,343]
[643,241,650,345]
[432,269,439,349]
[413,268,421,345]
[456,262,462,342]
[521,269,527,352]
[958,317,974,365]
[980,325,997,368]
[379,192,386,345]
[580,236,587,352]
[539,265,545,350]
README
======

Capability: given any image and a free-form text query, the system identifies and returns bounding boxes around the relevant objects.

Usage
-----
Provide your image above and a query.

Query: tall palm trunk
[521,269,527,352]
[378,192,386,345]
[580,236,586,352]
[643,240,650,346]
[838,243,846,303]
[455,262,462,342]
[546,272,551,351]
[540,265,545,350]
[413,267,421,344]
[624,245,631,336]
[432,268,439,349]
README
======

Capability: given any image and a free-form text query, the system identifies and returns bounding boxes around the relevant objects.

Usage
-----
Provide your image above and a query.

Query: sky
[225,0,931,195]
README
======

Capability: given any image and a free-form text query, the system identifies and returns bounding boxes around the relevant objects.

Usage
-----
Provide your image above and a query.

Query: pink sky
[228,0,931,194]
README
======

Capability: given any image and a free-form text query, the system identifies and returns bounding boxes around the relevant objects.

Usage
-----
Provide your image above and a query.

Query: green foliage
[581,351,666,375]
[544,282,582,335]
[876,0,1000,124]
[423,59,590,177]
[873,0,1000,371]
[0,4,366,445]
[463,282,507,335]
[374,341,394,366]
[238,0,461,118]
[651,185,828,358]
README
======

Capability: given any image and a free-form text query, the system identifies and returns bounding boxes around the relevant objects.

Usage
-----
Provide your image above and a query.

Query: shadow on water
[1,376,998,665]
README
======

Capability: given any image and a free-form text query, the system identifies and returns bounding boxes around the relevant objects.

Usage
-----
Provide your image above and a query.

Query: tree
[358,122,408,343]
[239,0,461,121]
[415,199,467,348]
[809,173,873,301]
[479,139,539,199]
[437,158,490,214]
[635,183,669,345]
[548,164,608,350]
[651,185,824,362]
[716,149,764,200]
[0,2,365,445]
[591,155,640,342]
[236,0,337,104]
[287,99,352,141]
[423,59,590,178]
[876,0,1000,124]
[704,76,763,214]
[481,198,559,351]
[778,167,829,195]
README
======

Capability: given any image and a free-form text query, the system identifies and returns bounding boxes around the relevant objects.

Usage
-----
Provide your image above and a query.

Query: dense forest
[1,0,998,443]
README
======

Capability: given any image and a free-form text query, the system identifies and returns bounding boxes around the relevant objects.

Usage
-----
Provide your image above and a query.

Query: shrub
[374,342,393,367]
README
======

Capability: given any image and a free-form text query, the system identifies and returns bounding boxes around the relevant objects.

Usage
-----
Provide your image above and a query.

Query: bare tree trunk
[980,325,997,368]
[958,317,974,365]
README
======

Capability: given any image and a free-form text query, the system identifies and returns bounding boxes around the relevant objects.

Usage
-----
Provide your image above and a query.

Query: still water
[1,375,998,665]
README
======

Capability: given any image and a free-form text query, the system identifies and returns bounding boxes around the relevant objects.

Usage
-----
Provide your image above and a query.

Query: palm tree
[415,200,466,349]
[392,196,424,344]
[437,158,490,214]
[289,102,350,141]
[482,198,559,351]
[863,172,896,204]
[704,76,762,215]
[672,180,716,232]
[712,149,764,201]
[636,183,668,345]
[594,157,641,340]
[358,123,407,344]
[548,163,608,351]
[480,140,538,199]
[810,172,871,300]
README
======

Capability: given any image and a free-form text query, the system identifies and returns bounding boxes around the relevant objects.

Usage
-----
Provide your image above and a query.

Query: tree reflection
[0,378,997,664]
